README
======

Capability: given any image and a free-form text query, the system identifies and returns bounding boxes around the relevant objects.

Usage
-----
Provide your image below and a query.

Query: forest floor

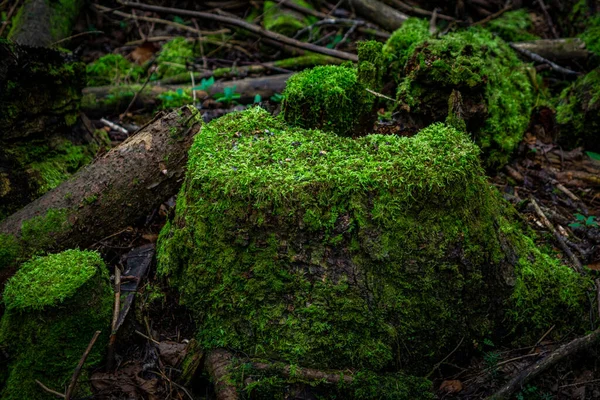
[2,0,600,398]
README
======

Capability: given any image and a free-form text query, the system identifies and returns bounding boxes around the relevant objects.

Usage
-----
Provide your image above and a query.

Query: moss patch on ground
[158,107,589,398]
[484,9,539,42]
[556,67,600,151]
[0,249,112,399]
[385,26,535,168]
[86,53,145,86]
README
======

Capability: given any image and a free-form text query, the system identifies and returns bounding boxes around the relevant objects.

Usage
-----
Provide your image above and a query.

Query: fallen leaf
[157,340,188,366]
[439,380,463,393]
[130,42,158,65]
[587,262,600,271]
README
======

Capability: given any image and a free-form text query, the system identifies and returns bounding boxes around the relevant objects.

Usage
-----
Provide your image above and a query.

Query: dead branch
[205,349,239,400]
[488,329,600,399]
[65,331,102,400]
[510,39,591,62]
[106,266,121,371]
[346,0,409,31]
[118,1,358,62]
[509,43,582,76]
[380,0,455,21]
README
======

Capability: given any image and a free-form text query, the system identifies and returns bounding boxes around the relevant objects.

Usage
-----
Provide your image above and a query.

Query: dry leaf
[130,42,158,65]
[439,380,463,393]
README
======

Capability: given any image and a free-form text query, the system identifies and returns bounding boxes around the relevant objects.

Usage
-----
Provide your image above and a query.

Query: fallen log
[510,38,592,62]
[347,0,409,31]
[81,73,292,117]
[0,106,202,270]
[7,0,86,47]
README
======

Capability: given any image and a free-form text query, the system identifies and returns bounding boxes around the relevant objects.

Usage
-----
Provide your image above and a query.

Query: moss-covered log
[382,20,536,168]
[0,40,96,220]
[7,0,85,47]
[0,106,202,270]
[0,250,112,399]
[556,67,600,151]
[157,107,590,398]
[263,0,316,37]
[81,74,292,117]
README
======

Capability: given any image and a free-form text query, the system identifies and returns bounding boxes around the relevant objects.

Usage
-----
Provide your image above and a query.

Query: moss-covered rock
[556,67,600,150]
[0,249,112,399]
[381,17,430,80]
[282,65,376,136]
[158,107,589,398]
[263,0,316,37]
[385,26,535,168]
[86,53,145,86]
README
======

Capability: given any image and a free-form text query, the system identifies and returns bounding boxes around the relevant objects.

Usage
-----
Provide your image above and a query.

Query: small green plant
[214,86,241,105]
[158,88,193,109]
[587,151,600,161]
[516,384,552,400]
[483,351,500,379]
[193,76,215,91]
[270,93,283,103]
[254,94,262,104]
[569,213,599,228]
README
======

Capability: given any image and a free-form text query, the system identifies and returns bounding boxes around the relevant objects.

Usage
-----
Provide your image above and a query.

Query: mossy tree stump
[158,107,589,398]
[0,249,112,399]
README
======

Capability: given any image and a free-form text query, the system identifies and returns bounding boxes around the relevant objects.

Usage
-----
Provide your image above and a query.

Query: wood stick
[510,39,591,62]
[34,380,65,398]
[64,331,102,400]
[118,1,358,61]
[487,329,600,399]
[509,43,581,76]
[106,267,121,370]
[347,0,409,31]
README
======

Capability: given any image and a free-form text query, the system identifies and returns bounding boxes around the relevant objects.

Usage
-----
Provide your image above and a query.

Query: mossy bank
[158,107,589,398]
[0,249,112,399]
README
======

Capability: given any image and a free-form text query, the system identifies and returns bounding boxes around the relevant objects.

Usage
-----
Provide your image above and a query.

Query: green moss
[86,54,144,86]
[158,88,194,109]
[156,37,198,78]
[484,10,540,42]
[157,108,588,396]
[357,41,385,92]
[394,27,535,168]
[580,15,600,56]
[381,18,430,80]
[556,68,600,150]
[282,65,376,136]
[0,249,112,399]
[0,234,19,270]
[48,0,84,42]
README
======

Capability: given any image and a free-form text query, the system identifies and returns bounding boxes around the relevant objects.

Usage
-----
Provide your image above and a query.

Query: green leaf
[586,151,600,161]
[569,222,583,228]
[254,94,262,104]
[173,16,187,25]
[194,76,215,91]
[270,93,283,103]
[575,213,586,222]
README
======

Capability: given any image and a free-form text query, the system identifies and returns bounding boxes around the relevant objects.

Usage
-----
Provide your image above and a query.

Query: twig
[49,31,104,46]
[383,0,455,21]
[106,266,121,370]
[536,0,559,38]
[509,43,581,76]
[560,378,600,388]
[35,380,65,398]
[473,4,512,26]
[487,329,600,399]
[100,118,129,135]
[365,88,396,102]
[0,0,22,36]
[553,181,580,202]
[120,64,155,120]
[429,8,438,35]
[528,324,555,354]
[118,0,358,61]
[496,352,546,367]
[530,198,583,272]
[190,71,197,103]
[65,331,102,400]
[426,336,464,378]
[135,329,161,345]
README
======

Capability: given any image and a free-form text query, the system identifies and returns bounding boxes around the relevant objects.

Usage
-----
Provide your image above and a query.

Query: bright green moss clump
[282,65,376,136]
[580,15,600,56]
[86,54,144,86]
[263,0,315,37]
[382,17,430,79]
[0,250,112,399]
[156,37,198,78]
[556,68,600,150]
[389,27,535,168]
[158,107,588,397]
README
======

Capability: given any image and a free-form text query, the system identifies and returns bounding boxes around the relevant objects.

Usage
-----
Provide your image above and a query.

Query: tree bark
[7,0,85,47]
[0,106,201,267]
[81,73,292,117]
[347,0,409,31]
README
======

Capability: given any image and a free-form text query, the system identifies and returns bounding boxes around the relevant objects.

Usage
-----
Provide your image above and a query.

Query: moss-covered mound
[263,0,315,37]
[158,107,589,398]
[0,249,112,399]
[484,9,539,42]
[282,65,376,136]
[384,25,535,168]
[556,68,600,150]
[86,53,145,86]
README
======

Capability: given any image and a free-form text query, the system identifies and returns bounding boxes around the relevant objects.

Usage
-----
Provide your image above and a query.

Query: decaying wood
[510,39,591,62]
[82,74,292,117]
[488,328,600,399]
[252,363,354,385]
[0,107,201,258]
[8,0,85,47]
[347,0,409,31]
[205,349,239,400]
[119,0,358,62]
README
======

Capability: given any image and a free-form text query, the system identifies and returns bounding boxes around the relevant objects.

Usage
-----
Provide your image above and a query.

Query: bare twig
[365,88,396,102]
[427,336,465,378]
[118,1,358,61]
[429,8,439,35]
[509,43,581,76]
[100,118,129,135]
[120,64,155,121]
[528,325,555,354]
[473,4,512,26]
[65,331,102,400]
[106,267,122,370]
[530,198,583,273]
[382,0,455,21]
[487,329,600,399]
[34,380,65,398]
[135,329,161,345]
[0,0,22,36]
[536,0,559,38]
